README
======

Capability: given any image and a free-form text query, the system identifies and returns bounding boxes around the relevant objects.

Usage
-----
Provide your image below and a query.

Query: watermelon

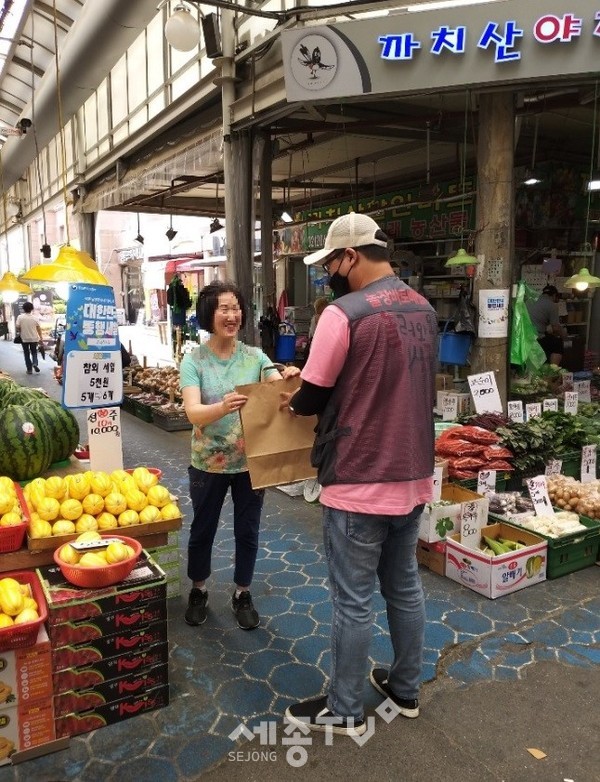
[0,405,54,481]
[20,399,79,463]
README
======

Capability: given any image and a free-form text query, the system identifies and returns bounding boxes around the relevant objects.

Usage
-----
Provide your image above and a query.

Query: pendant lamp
[563,267,600,292]
[0,271,33,302]
[20,246,109,286]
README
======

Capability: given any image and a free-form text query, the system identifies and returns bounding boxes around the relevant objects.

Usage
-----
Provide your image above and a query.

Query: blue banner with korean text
[61,283,123,409]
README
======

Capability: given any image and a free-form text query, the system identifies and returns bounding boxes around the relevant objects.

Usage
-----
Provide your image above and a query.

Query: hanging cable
[0,152,11,269]
[52,0,70,245]
[30,12,50,257]
[584,81,598,248]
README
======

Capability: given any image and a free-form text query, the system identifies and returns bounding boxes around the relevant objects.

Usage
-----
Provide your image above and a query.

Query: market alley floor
[0,336,598,782]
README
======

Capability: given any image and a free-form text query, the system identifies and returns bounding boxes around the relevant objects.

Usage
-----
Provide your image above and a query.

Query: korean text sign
[62,284,123,409]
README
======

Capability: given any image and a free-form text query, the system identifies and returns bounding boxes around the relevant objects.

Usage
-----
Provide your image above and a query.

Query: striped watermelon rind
[23,399,80,463]
[0,406,54,482]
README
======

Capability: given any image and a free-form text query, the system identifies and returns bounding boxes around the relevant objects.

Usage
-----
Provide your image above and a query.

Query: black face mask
[328,268,351,299]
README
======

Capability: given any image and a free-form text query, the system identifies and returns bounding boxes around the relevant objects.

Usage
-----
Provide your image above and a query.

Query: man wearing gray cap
[525,284,566,366]
[281,213,437,736]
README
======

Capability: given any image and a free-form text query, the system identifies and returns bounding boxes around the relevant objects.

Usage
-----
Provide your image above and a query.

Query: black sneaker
[369,668,419,718]
[285,696,366,736]
[33,366,40,373]
[232,590,259,630]
[185,588,208,626]
[26,370,32,375]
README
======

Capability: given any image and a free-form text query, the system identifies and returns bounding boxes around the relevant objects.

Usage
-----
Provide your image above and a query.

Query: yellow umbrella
[0,271,33,294]
[20,245,109,286]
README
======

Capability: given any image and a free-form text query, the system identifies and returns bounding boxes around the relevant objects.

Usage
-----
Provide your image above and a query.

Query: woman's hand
[279,391,296,416]
[280,365,301,379]
[221,392,248,415]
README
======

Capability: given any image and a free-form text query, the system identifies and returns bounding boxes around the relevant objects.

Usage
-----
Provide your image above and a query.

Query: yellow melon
[146,485,171,509]
[160,502,181,520]
[52,519,76,535]
[59,499,83,521]
[104,492,127,516]
[117,509,139,527]
[59,544,80,565]
[0,512,23,527]
[124,489,147,513]
[44,476,67,501]
[96,512,118,531]
[67,474,91,501]
[82,493,104,516]
[139,505,161,524]
[36,497,61,522]
[29,519,53,539]
[0,492,14,515]
[75,514,99,533]
[90,472,113,498]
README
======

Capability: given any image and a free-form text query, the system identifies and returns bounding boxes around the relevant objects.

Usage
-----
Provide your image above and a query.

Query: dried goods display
[546,475,600,520]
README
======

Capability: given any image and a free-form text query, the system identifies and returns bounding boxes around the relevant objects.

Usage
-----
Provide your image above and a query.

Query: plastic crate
[453,474,508,493]
[0,571,48,651]
[152,409,192,432]
[121,395,136,415]
[0,483,29,552]
[133,400,155,423]
[504,514,600,579]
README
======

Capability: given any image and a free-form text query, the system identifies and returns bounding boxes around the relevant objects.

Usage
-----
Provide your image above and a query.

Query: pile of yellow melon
[0,476,26,528]
[24,467,181,538]
[57,531,136,568]
[0,576,40,627]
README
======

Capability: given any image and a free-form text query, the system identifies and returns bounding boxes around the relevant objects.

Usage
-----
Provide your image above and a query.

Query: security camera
[17,118,32,134]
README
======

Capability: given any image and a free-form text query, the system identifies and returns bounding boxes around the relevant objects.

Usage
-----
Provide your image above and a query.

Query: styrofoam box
[445,522,547,599]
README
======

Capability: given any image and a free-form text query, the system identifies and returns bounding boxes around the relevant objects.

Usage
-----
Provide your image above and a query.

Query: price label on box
[467,371,503,414]
[507,400,524,423]
[544,459,562,477]
[87,407,124,472]
[432,464,444,502]
[460,500,486,550]
[526,476,555,516]
[441,393,458,421]
[564,391,578,416]
[542,398,558,412]
[477,469,496,496]
[574,380,591,403]
[64,351,123,408]
[581,444,597,484]
[525,402,542,421]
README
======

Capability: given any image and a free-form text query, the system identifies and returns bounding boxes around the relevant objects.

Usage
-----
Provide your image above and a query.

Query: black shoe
[285,696,366,736]
[33,366,40,373]
[232,590,259,630]
[184,588,208,626]
[369,668,419,718]
[26,370,32,374]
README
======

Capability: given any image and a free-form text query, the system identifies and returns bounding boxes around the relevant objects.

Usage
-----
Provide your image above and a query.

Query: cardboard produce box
[53,641,169,696]
[54,661,169,717]
[55,683,169,739]
[38,552,166,626]
[416,539,446,576]
[445,522,547,599]
[420,484,489,543]
[48,599,168,647]
[0,697,55,766]
[52,620,168,673]
[0,626,52,708]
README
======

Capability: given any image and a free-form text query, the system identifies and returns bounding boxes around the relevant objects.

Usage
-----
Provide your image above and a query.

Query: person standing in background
[180,281,299,631]
[15,302,42,374]
[280,213,437,736]
[306,296,329,357]
[525,284,567,366]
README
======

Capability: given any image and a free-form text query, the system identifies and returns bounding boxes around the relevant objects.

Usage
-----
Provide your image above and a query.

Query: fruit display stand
[37,550,170,739]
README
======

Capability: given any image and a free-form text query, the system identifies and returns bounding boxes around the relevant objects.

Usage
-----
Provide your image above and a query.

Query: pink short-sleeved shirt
[302,304,433,515]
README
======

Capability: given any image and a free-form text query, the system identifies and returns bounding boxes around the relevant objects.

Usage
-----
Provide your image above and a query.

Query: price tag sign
[542,398,559,412]
[86,407,124,473]
[564,391,578,416]
[561,372,573,388]
[525,402,542,421]
[526,476,555,517]
[441,393,458,421]
[477,469,496,496]
[581,444,597,484]
[432,464,444,502]
[544,459,562,477]
[507,400,524,423]
[574,380,591,403]
[460,500,486,550]
[64,351,124,408]
[467,371,503,414]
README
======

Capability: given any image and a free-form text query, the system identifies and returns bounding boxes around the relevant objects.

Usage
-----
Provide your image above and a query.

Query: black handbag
[13,335,22,344]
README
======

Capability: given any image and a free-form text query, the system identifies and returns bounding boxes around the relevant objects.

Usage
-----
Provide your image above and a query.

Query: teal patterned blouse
[179,342,277,473]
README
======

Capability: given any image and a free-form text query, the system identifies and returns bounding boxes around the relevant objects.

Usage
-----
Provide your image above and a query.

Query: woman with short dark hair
[180,281,299,630]
[15,301,42,374]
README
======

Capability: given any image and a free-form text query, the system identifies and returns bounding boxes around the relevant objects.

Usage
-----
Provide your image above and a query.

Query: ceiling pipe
[1,0,157,190]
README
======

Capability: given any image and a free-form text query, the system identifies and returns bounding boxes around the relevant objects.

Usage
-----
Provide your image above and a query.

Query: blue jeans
[323,503,425,720]
[187,466,264,587]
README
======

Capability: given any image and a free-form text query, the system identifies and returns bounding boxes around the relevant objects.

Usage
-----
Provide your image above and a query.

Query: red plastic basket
[0,483,29,553]
[125,467,163,481]
[0,571,48,652]
[53,535,142,588]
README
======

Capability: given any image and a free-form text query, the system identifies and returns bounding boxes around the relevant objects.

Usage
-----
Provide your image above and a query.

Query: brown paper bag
[236,377,318,489]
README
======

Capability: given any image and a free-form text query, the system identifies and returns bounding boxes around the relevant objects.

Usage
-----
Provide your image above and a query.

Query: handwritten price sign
[542,398,559,412]
[477,470,496,496]
[460,501,486,550]
[544,459,562,477]
[581,444,597,484]
[574,380,591,403]
[507,400,524,423]
[441,393,458,422]
[525,402,542,421]
[467,371,503,415]
[564,392,578,416]
[432,464,444,502]
[527,476,555,517]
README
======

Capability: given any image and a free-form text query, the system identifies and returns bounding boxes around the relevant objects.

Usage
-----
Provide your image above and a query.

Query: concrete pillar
[258,131,275,312]
[229,128,255,344]
[470,91,515,408]
[76,211,95,257]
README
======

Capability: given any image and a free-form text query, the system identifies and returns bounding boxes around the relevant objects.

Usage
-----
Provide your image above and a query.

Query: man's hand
[279,391,296,415]
[280,365,301,379]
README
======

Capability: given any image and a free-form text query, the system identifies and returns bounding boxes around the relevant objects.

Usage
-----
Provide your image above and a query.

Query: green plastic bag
[510,281,547,369]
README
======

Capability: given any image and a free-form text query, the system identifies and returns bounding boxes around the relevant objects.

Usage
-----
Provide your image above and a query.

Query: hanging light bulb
[563,267,600,291]
[164,4,201,52]
[445,248,479,267]
[0,271,33,295]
